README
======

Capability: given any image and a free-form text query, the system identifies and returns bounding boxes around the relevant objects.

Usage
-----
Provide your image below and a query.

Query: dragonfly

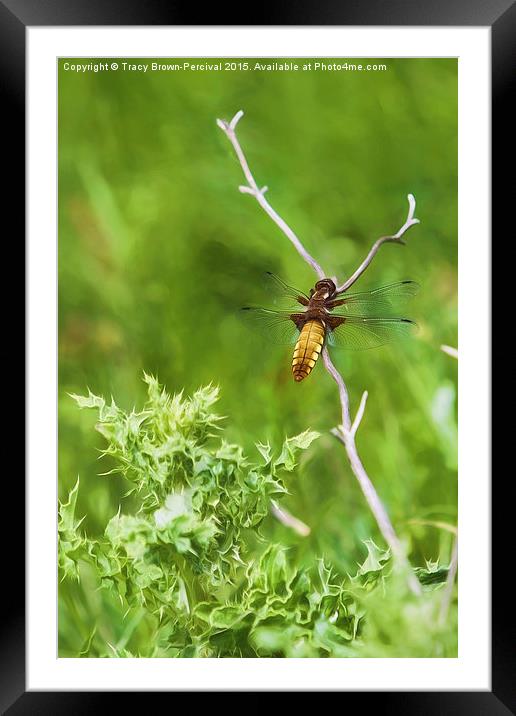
[241,272,419,382]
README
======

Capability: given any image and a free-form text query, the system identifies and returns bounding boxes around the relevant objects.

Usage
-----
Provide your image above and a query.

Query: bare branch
[322,347,351,433]
[332,425,423,596]
[441,344,458,360]
[336,194,420,293]
[324,349,421,596]
[270,500,311,537]
[217,111,326,279]
[218,110,422,596]
[439,534,458,625]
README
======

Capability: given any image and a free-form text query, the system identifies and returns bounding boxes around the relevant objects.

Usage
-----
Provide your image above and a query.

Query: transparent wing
[239,306,302,345]
[327,316,417,351]
[262,272,310,310]
[333,281,419,317]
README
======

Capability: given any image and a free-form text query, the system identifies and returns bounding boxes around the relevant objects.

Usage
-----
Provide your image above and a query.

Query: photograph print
[58,56,458,659]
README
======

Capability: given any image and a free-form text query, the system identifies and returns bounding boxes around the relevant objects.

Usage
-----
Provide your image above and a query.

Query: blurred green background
[58,57,457,646]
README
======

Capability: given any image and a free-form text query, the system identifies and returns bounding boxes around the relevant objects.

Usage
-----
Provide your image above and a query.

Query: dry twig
[441,344,458,360]
[270,501,311,537]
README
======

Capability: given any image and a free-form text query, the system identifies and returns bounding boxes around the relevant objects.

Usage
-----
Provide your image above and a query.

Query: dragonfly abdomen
[292,319,325,382]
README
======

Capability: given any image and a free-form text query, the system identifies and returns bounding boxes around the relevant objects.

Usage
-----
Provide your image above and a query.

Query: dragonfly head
[314,278,337,299]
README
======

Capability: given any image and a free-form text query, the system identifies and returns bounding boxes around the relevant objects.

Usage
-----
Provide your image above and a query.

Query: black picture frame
[5,0,511,711]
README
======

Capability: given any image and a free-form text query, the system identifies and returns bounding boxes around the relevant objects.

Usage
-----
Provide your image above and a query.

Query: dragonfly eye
[315,278,336,296]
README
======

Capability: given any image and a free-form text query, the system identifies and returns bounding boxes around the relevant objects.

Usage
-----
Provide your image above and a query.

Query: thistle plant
[59,374,453,658]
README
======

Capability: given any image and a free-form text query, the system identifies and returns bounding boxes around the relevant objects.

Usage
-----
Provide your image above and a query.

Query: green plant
[59,374,455,658]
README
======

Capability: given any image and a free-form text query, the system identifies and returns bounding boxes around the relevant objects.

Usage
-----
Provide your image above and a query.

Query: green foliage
[59,377,456,657]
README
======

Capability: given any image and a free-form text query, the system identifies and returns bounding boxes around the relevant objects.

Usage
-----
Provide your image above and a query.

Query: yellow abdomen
[292,320,325,382]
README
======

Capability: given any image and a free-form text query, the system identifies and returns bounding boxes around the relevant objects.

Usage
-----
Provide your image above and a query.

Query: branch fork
[239,184,268,196]
[332,390,369,442]
[217,110,421,594]
[336,193,419,293]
